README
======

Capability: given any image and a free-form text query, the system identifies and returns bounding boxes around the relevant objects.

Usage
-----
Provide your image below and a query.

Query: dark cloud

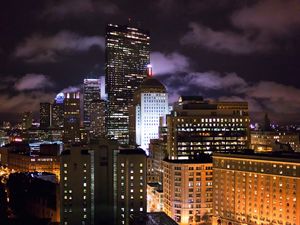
[181,0,300,54]
[231,0,300,36]
[0,92,55,114]
[14,74,53,91]
[181,22,272,54]
[43,0,119,19]
[14,31,105,63]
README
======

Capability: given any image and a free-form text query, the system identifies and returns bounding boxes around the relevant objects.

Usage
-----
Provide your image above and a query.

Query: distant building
[89,99,107,138]
[116,148,147,225]
[163,155,213,225]
[40,102,52,128]
[251,131,300,152]
[83,78,101,128]
[213,151,300,225]
[63,92,80,143]
[105,24,150,145]
[130,74,169,152]
[0,144,60,180]
[21,111,33,130]
[52,93,65,128]
[167,96,250,159]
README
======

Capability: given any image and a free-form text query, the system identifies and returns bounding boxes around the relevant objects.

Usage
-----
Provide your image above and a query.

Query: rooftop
[213,150,300,163]
[139,77,166,90]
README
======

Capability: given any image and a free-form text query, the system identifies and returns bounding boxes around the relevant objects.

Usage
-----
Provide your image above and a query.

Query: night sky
[1,0,300,124]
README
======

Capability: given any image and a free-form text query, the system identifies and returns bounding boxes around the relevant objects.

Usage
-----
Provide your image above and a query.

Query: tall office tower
[163,155,213,225]
[61,139,118,225]
[130,75,169,151]
[40,102,52,128]
[89,99,107,139]
[213,151,300,225]
[105,23,150,145]
[21,111,33,130]
[167,96,250,159]
[83,79,101,128]
[63,92,81,143]
[52,93,65,128]
[116,148,147,225]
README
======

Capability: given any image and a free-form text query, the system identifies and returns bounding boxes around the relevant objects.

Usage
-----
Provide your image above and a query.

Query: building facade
[52,93,65,128]
[131,76,169,151]
[83,78,101,128]
[167,96,250,159]
[63,92,80,143]
[116,149,147,225]
[40,102,52,128]
[213,151,300,225]
[251,131,300,152]
[163,156,213,225]
[89,99,107,138]
[105,24,150,145]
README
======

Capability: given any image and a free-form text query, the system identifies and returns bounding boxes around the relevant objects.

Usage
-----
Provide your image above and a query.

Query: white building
[130,77,169,152]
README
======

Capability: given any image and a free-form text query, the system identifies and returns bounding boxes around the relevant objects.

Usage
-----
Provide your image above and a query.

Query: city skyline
[1,0,300,124]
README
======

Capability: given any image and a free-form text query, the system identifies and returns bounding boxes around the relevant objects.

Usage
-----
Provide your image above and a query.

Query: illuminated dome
[55,92,65,103]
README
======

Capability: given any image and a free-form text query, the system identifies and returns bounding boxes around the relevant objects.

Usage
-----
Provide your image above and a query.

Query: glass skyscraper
[105,24,150,145]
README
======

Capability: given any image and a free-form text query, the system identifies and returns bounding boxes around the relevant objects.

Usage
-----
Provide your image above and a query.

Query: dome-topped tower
[129,69,169,153]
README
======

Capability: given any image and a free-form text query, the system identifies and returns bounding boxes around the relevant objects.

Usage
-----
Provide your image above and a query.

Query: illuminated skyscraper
[83,79,101,128]
[130,74,169,152]
[40,102,52,128]
[105,24,150,145]
[63,92,80,143]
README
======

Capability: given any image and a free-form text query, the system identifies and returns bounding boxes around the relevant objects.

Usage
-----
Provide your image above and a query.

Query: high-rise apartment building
[89,99,107,139]
[167,96,250,159]
[116,148,147,225]
[63,92,80,143]
[83,79,101,128]
[40,102,52,128]
[52,93,65,128]
[105,23,150,145]
[163,156,213,225]
[213,151,300,225]
[130,76,169,151]
[61,139,118,225]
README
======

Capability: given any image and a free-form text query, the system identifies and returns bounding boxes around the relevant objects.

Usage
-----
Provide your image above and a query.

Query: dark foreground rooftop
[130,212,178,225]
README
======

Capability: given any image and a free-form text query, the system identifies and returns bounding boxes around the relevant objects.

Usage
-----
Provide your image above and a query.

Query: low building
[251,131,300,152]
[147,182,163,212]
[163,155,213,225]
[213,151,300,225]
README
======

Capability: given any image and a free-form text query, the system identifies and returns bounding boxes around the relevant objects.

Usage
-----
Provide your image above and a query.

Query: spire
[147,64,153,77]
